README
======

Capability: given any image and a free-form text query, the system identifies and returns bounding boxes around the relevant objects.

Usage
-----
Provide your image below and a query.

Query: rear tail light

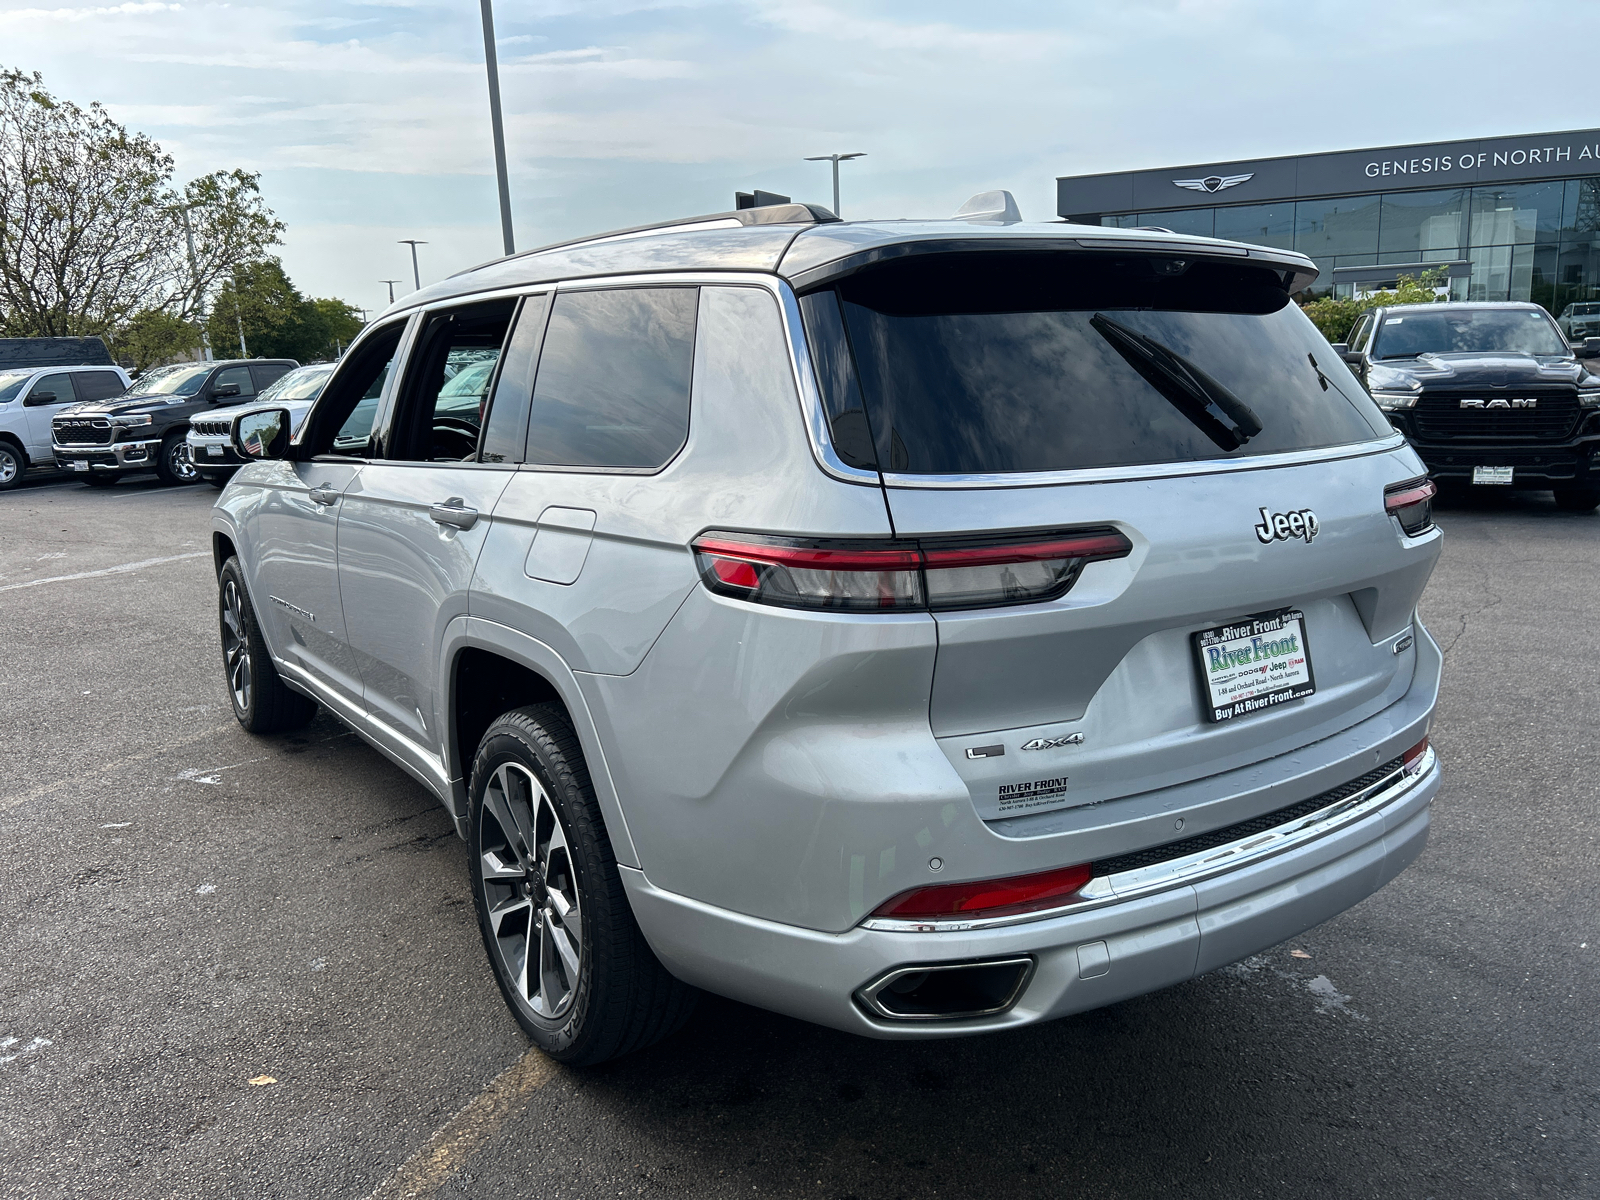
[1385,476,1437,536]
[1402,734,1430,775]
[871,862,1095,921]
[691,527,1132,613]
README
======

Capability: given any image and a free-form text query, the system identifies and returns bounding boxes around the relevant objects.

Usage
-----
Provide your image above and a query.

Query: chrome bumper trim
[861,748,1436,934]
[51,437,161,467]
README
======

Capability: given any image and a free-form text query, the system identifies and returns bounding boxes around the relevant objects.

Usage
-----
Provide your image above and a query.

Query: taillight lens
[1385,476,1436,536]
[692,528,1132,613]
[1402,734,1430,775]
[872,862,1095,920]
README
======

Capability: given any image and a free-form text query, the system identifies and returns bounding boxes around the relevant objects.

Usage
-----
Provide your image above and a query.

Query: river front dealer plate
[1193,607,1315,723]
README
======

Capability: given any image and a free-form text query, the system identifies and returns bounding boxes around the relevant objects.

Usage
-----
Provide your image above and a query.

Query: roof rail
[449,202,840,279]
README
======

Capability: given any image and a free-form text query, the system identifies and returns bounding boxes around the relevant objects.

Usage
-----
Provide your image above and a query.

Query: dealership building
[1056,128,1600,310]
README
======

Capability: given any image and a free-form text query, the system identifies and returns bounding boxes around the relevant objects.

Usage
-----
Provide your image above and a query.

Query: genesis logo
[1173,172,1254,194]
[1460,397,1536,408]
[1021,733,1085,751]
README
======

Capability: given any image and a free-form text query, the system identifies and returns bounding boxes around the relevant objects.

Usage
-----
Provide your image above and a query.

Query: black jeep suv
[1335,302,1600,511]
[51,358,296,486]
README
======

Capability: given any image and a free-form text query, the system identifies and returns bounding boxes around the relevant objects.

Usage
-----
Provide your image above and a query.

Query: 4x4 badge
[1021,733,1084,751]
[1254,507,1319,544]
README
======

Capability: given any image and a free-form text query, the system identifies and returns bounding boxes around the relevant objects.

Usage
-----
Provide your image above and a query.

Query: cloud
[0,2,180,22]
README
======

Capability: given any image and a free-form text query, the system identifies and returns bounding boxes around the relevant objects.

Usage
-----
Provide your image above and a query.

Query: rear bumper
[51,437,161,472]
[623,749,1436,1038]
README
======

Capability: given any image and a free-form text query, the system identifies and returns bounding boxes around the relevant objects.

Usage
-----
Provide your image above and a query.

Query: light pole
[804,152,866,218]
[380,280,401,305]
[479,0,515,255]
[398,240,428,292]
[177,204,215,361]
[230,271,248,358]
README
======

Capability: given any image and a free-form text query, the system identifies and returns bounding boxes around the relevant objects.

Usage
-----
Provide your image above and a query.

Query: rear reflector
[692,528,1132,613]
[1385,476,1437,537]
[871,862,1094,920]
[1402,734,1430,775]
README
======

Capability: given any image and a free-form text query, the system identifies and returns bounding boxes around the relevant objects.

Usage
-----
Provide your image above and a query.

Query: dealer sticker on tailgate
[1193,607,1315,723]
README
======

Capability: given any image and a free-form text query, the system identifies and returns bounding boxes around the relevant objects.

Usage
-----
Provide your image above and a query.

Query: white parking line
[0,551,208,592]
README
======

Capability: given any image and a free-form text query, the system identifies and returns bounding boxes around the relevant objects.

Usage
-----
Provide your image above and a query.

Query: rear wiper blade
[1091,313,1264,452]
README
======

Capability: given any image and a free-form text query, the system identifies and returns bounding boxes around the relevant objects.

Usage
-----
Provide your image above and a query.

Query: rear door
[335,299,518,748]
[798,250,1439,824]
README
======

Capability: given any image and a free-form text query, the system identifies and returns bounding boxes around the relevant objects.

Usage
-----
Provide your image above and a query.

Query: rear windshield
[799,252,1389,475]
[1373,308,1569,359]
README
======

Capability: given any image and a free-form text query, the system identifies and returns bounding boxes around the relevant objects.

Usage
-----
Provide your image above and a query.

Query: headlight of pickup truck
[110,414,153,428]
[1579,389,1600,408]
[1370,390,1420,410]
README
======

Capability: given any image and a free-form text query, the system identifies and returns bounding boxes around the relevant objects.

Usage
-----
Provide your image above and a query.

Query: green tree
[207,259,363,362]
[111,308,202,372]
[1300,269,1449,343]
[0,67,282,337]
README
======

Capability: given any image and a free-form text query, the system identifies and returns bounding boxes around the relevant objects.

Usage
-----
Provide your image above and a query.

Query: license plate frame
[1193,607,1316,723]
[1473,465,1514,485]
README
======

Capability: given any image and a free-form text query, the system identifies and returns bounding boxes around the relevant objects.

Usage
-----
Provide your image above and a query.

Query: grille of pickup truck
[189,417,231,438]
[1411,388,1579,441]
[54,418,113,445]
[1091,756,1406,878]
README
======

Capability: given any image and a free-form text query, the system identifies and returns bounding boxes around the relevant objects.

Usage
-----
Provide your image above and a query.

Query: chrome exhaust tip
[855,956,1034,1022]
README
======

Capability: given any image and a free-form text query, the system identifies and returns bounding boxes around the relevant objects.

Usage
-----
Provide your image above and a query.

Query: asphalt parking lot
[1,471,1596,1200]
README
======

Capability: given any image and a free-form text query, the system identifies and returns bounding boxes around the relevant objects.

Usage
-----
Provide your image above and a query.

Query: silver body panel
[213,217,1443,1039]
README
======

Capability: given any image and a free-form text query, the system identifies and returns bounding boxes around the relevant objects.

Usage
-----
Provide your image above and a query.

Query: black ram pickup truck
[1335,301,1600,511]
[51,358,296,486]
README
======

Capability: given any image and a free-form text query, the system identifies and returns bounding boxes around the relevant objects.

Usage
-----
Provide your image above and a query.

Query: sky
[3,0,1597,318]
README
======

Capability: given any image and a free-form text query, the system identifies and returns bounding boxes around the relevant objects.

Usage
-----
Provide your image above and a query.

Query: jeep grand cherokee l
[211,199,1442,1064]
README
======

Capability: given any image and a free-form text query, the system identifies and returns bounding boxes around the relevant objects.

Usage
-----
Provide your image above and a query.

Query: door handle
[430,497,480,530]
[308,485,340,506]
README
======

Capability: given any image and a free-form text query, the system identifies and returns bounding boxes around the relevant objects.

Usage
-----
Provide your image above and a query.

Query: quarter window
[525,287,697,469]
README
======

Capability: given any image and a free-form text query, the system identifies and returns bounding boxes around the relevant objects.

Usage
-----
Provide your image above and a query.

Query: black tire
[82,474,119,487]
[1553,485,1600,512]
[156,433,199,486]
[0,440,23,490]
[217,557,317,734]
[468,704,696,1065]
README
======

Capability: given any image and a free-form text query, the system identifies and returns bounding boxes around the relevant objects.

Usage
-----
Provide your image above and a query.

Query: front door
[336,299,518,748]
[246,321,408,708]
[22,372,79,459]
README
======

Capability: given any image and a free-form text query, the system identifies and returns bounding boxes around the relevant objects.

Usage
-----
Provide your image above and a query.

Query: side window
[1349,313,1375,353]
[388,299,516,462]
[212,365,256,400]
[302,322,407,458]
[479,294,552,464]
[525,287,697,469]
[26,372,74,406]
[72,371,126,402]
[251,363,291,391]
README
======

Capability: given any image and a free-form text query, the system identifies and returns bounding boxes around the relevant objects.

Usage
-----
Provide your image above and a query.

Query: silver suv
[212,200,1443,1065]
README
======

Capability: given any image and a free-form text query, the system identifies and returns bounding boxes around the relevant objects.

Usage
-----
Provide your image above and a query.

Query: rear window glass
[800,253,1389,475]
[525,287,697,469]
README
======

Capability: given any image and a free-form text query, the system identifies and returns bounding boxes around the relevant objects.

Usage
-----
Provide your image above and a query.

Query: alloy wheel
[169,440,199,482]
[478,761,583,1019]
[220,578,252,712]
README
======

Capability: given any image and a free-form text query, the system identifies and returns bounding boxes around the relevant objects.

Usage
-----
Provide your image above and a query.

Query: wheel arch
[0,432,28,468]
[441,616,640,867]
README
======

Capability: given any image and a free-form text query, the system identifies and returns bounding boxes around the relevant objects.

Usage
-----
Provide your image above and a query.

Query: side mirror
[233,407,291,460]
[1580,337,1600,359]
[212,383,242,400]
[24,389,58,406]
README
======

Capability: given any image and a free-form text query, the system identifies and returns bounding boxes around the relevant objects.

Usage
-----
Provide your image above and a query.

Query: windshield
[258,364,334,403]
[0,372,31,403]
[127,363,210,397]
[1373,308,1569,359]
[800,252,1389,475]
